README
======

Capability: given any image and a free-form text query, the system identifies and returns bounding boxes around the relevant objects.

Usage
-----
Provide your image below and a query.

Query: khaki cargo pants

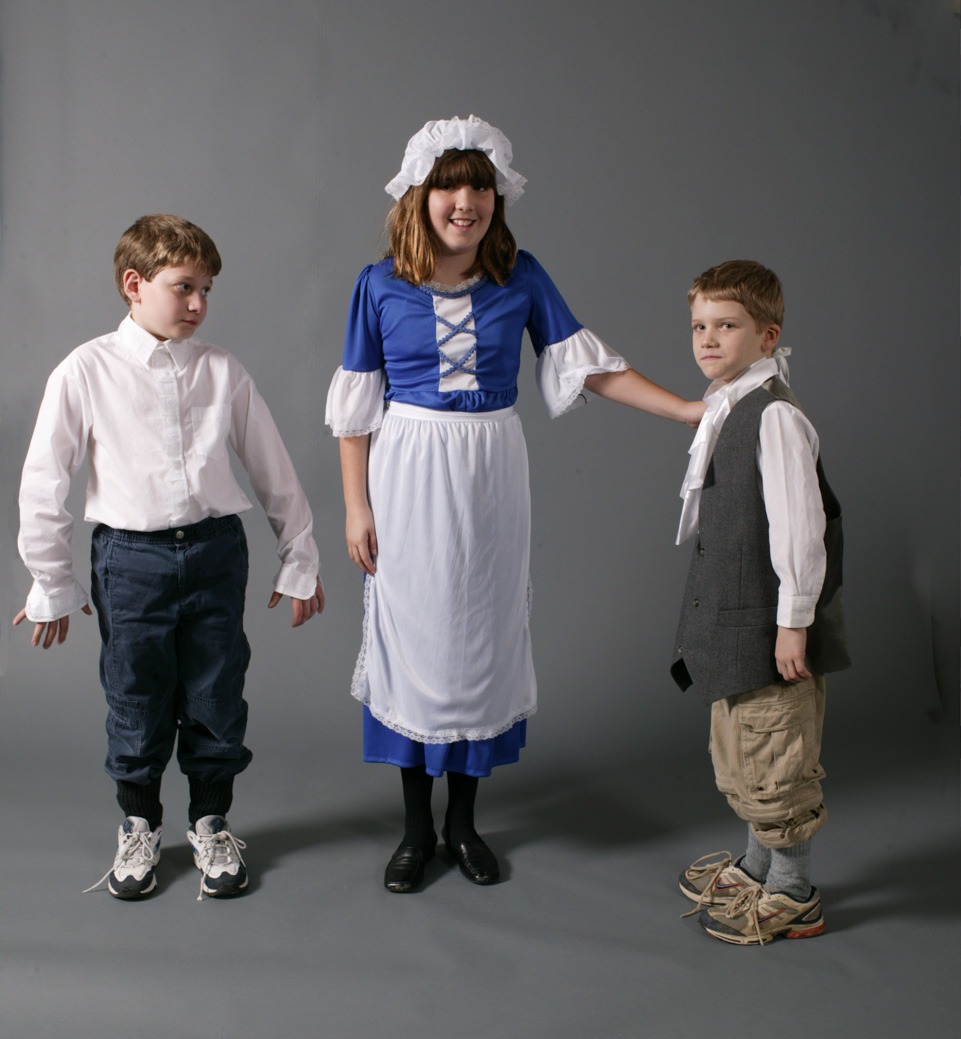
[709,674,827,849]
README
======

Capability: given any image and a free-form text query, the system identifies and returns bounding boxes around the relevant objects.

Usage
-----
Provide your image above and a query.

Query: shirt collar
[118,314,193,371]
[702,356,779,408]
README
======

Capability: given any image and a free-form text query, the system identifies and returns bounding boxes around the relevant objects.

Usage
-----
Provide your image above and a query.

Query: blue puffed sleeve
[516,251,584,356]
[343,264,385,372]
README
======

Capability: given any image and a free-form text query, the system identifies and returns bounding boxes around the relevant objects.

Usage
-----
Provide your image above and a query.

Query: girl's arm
[584,369,706,426]
[340,435,378,575]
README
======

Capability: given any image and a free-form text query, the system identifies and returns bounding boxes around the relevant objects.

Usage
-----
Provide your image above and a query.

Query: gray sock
[740,828,771,883]
[765,840,813,901]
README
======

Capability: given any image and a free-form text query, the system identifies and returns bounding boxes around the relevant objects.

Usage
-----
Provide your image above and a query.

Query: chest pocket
[191,404,231,460]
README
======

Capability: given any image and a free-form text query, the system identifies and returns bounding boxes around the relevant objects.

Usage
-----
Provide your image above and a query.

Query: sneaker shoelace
[718,883,767,945]
[680,850,733,918]
[82,828,158,894]
[193,828,247,902]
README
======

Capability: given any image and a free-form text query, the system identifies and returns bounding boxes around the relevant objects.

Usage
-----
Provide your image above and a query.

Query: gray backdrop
[1,2,957,1037]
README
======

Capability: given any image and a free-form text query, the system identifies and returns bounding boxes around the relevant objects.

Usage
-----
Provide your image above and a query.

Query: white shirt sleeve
[757,400,826,628]
[17,362,92,622]
[228,369,320,600]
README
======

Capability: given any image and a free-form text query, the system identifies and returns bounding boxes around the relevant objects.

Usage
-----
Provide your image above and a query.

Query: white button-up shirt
[676,356,826,629]
[19,316,320,621]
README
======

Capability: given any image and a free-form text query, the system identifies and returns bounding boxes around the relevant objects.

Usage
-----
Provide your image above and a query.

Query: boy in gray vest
[671,260,849,944]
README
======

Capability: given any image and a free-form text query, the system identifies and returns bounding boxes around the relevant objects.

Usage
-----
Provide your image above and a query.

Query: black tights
[400,766,480,849]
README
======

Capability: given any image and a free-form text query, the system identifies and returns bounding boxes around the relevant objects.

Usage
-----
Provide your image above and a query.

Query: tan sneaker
[700,885,826,945]
[678,851,757,911]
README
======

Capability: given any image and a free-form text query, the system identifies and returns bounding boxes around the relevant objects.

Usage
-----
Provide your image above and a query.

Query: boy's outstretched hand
[13,604,93,649]
[268,578,325,627]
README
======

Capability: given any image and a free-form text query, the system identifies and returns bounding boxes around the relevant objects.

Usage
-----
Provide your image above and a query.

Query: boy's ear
[762,323,781,353]
[122,268,144,303]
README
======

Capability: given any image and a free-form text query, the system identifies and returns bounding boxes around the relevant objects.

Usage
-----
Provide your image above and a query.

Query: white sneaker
[187,816,248,900]
[83,816,162,899]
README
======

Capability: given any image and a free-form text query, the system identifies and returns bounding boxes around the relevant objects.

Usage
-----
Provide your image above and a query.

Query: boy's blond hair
[688,259,784,330]
[114,214,222,304]
[386,149,517,287]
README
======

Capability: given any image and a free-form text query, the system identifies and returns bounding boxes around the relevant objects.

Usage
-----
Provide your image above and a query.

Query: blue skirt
[363,707,526,778]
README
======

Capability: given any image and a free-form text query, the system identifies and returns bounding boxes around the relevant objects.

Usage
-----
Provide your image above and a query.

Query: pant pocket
[739,686,825,799]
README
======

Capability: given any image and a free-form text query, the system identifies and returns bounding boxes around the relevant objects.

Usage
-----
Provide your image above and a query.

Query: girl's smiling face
[426,184,495,263]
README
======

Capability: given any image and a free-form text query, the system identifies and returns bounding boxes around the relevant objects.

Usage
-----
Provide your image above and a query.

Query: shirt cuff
[535,329,629,418]
[273,563,321,601]
[325,367,386,436]
[777,594,818,629]
[25,578,89,623]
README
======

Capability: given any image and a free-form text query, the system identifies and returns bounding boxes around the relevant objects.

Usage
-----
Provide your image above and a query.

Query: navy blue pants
[90,515,253,787]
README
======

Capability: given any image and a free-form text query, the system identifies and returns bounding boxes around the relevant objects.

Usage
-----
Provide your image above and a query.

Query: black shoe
[443,826,500,885]
[384,840,435,893]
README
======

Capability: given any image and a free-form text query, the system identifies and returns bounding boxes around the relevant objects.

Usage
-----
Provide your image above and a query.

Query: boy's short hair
[687,260,784,330]
[114,214,222,304]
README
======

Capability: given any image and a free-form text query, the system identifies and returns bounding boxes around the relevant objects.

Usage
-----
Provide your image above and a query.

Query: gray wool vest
[670,377,850,704]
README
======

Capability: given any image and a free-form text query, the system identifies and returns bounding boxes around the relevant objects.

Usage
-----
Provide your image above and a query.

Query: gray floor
[2,694,957,1039]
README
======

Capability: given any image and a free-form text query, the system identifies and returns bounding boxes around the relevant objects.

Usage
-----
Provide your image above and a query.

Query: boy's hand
[13,604,93,649]
[775,625,812,683]
[267,578,325,627]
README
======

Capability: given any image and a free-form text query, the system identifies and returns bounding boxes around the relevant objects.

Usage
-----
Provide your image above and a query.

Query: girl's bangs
[428,150,497,192]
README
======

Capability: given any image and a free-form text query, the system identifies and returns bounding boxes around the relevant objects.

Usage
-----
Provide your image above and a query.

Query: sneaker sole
[201,876,249,898]
[701,917,826,945]
[108,874,158,899]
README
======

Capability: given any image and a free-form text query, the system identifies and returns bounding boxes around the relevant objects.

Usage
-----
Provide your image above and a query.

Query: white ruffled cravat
[675,348,792,545]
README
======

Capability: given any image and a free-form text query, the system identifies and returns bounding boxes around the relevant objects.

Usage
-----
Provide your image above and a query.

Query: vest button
[693,597,699,607]
[698,547,705,556]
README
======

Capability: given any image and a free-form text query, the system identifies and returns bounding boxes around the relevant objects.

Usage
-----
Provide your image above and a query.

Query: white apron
[351,402,536,743]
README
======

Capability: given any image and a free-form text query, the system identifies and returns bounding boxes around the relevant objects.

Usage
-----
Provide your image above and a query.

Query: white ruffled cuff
[25,577,89,623]
[535,329,629,418]
[325,367,387,437]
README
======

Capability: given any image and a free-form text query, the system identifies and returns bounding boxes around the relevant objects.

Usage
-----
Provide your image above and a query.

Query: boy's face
[123,263,212,342]
[690,295,780,384]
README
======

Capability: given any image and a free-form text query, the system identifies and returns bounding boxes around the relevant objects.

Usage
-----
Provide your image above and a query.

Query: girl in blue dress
[326,116,704,892]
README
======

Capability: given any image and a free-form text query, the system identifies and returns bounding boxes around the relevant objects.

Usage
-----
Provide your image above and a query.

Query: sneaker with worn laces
[699,884,826,945]
[187,815,248,900]
[679,851,756,910]
[83,816,162,899]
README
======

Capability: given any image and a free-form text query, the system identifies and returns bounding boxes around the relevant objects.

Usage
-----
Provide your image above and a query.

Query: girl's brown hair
[386,150,517,286]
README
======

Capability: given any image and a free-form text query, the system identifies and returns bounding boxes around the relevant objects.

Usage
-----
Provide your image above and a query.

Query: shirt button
[698,547,705,556]
[175,530,185,540]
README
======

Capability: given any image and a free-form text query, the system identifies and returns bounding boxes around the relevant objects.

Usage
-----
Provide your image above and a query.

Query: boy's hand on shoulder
[13,604,93,649]
[775,625,812,683]
[267,578,325,628]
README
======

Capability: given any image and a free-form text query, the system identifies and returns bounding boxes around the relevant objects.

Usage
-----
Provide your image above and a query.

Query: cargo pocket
[738,682,825,799]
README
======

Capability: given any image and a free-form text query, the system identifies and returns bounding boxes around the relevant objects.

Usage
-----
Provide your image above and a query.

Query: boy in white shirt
[16,214,324,900]
[670,260,849,944]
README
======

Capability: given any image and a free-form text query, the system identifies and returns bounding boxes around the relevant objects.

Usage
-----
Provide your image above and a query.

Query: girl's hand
[684,399,708,428]
[346,503,378,575]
